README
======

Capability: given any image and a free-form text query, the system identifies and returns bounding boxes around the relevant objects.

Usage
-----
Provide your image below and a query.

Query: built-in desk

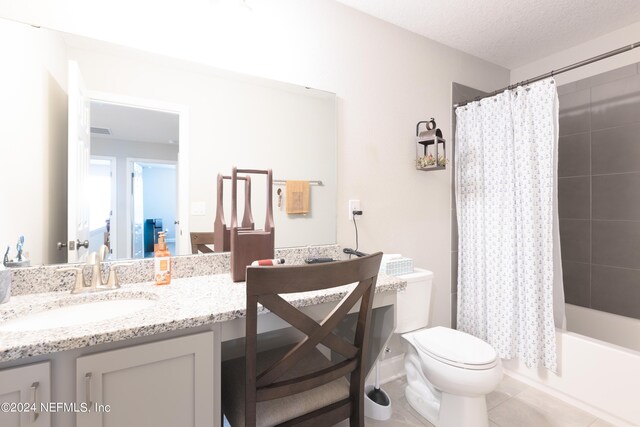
[0,273,406,427]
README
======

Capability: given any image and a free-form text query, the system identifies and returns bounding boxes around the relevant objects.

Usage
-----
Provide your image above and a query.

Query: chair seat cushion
[221,346,350,426]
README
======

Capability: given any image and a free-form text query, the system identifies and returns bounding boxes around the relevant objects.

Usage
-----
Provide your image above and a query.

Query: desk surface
[0,272,406,362]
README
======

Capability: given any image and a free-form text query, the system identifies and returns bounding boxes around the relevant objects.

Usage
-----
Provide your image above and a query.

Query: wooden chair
[230,167,275,282]
[190,232,215,254]
[221,252,383,426]
[214,173,254,253]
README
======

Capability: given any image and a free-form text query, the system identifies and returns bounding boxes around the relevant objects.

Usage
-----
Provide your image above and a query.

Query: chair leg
[350,400,364,427]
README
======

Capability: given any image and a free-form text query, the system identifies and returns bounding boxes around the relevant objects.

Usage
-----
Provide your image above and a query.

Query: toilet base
[401,328,500,427]
[438,392,489,427]
[405,383,439,426]
[404,342,441,425]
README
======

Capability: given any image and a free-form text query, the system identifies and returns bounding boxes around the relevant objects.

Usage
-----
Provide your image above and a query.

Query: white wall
[0,18,67,265]
[0,0,510,327]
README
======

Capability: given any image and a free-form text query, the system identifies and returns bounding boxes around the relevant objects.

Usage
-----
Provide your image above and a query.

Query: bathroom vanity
[0,247,406,427]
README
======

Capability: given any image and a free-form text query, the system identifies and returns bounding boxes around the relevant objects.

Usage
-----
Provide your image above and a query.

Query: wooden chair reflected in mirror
[214,173,254,253]
[221,252,383,426]
[189,232,215,254]
[230,168,275,282]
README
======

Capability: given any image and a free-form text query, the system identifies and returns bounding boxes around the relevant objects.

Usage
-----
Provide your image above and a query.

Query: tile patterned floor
[364,376,617,427]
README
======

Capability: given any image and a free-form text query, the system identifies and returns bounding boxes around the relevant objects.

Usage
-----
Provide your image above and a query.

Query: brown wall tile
[558,132,590,177]
[558,89,590,136]
[575,64,638,91]
[592,123,640,175]
[592,265,640,319]
[592,220,640,269]
[562,261,590,307]
[558,177,590,219]
[557,82,577,96]
[557,65,640,321]
[591,73,640,131]
[560,219,590,262]
[593,173,640,220]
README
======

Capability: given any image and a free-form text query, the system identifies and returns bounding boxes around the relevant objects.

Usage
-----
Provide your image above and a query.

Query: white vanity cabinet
[0,362,51,427]
[75,332,216,427]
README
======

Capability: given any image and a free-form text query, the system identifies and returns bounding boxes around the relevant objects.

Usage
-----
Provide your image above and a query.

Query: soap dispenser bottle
[154,232,171,285]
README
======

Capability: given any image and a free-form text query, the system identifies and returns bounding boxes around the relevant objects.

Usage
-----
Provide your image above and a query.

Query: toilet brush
[367,359,390,406]
[364,348,392,420]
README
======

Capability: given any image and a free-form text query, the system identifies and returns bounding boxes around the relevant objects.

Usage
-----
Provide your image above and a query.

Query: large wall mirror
[0,17,337,266]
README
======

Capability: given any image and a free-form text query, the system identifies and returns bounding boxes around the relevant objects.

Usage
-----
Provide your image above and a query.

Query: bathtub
[502,304,640,425]
[565,304,640,353]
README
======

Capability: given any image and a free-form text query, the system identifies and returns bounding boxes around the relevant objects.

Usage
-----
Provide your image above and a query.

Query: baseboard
[380,354,406,384]
[503,369,631,426]
[365,354,406,386]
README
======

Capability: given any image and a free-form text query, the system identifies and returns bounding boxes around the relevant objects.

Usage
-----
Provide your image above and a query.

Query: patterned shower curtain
[455,78,562,371]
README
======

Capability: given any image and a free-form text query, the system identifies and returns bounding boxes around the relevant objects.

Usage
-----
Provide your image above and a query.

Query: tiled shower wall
[558,62,640,320]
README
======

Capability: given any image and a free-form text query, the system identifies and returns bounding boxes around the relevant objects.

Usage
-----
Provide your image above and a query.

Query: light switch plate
[191,201,206,216]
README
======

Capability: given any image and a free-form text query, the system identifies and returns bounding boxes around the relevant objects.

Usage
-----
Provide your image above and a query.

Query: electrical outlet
[348,199,361,220]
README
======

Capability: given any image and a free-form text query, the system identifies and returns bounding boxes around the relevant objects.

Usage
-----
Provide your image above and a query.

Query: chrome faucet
[57,245,133,294]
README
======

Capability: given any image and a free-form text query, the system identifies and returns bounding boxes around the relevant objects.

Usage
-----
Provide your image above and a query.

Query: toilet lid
[413,327,498,369]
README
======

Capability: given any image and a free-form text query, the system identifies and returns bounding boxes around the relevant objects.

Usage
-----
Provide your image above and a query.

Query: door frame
[126,158,178,259]
[89,155,118,258]
[87,90,190,258]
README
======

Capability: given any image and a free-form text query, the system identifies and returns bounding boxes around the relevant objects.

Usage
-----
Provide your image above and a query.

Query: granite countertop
[0,272,406,363]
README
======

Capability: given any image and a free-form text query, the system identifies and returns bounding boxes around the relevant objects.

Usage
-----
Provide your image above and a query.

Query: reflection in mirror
[89,101,180,260]
[0,18,337,266]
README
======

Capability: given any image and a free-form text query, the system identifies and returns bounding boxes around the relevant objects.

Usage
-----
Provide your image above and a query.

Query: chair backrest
[214,173,254,252]
[189,232,215,254]
[230,167,275,282]
[244,252,383,426]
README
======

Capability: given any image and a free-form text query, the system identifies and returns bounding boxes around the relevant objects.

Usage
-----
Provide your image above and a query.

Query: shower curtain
[455,78,563,371]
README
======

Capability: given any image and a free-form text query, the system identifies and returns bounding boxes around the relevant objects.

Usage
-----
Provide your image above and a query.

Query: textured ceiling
[334,0,640,68]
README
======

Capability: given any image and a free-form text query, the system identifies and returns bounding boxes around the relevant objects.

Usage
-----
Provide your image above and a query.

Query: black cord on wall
[349,210,363,259]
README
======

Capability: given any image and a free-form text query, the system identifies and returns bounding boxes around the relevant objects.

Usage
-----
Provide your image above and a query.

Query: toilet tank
[394,268,434,334]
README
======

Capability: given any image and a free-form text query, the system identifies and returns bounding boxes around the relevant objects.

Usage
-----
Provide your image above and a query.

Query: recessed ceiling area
[334,0,640,68]
[90,101,179,145]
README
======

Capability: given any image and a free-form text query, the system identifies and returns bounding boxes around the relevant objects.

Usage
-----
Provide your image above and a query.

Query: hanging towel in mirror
[285,181,310,214]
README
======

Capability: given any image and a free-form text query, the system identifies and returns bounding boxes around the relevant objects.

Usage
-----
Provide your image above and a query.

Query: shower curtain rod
[454,40,640,108]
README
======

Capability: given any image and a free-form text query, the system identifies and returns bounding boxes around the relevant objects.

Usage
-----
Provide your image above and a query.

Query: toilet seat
[413,327,498,370]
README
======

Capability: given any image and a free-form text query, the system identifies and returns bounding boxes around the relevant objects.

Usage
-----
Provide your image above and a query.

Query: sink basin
[0,299,157,332]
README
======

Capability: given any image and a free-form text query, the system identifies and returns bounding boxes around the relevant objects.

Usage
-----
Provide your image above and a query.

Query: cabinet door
[76,332,215,427]
[0,362,51,427]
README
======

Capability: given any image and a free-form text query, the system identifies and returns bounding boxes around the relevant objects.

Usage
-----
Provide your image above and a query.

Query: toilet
[395,269,503,427]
